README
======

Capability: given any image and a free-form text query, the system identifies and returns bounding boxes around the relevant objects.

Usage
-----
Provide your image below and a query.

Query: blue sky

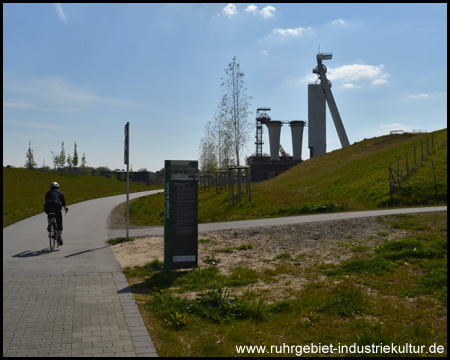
[3,3,447,172]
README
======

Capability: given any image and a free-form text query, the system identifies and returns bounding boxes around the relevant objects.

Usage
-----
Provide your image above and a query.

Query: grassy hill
[129,129,447,226]
[4,129,446,228]
[3,169,161,227]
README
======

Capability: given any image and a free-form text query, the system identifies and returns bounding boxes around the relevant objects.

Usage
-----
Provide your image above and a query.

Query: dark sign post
[164,160,198,270]
[124,122,130,239]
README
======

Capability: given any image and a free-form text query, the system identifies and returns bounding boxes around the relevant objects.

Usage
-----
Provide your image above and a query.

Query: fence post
[406,152,408,174]
[421,140,424,161]
[431,159,438,203]
[389,167,392,196]
[397,159,400,183]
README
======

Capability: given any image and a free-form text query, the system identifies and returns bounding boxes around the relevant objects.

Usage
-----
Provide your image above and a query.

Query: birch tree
[212,96,233,169]
[221,56,252,166]
[198,120,217,174]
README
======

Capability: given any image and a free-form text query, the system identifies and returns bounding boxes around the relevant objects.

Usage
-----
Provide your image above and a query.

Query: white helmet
[50,182,60,189]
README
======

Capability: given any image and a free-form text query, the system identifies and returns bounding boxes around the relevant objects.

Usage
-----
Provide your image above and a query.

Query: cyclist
[44,182,68,245]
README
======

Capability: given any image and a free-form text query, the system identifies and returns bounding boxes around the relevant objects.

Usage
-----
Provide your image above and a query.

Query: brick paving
[3,272,157,357]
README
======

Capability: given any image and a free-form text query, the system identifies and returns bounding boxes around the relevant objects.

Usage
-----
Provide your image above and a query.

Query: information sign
[164,160,198,270]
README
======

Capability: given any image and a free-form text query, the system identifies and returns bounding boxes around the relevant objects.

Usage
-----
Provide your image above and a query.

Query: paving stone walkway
[3,272,157,357]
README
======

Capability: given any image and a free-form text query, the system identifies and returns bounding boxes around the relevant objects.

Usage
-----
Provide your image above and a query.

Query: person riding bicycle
[44,182,68,245]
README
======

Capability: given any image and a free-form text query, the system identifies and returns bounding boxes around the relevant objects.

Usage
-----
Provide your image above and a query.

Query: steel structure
[312,52,350,149]
[255,107,301,158]
[255,107,271,157]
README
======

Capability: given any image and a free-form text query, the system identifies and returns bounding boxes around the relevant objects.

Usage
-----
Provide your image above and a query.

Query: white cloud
[326,64,390,86]
[260,49,269,57]
[245,4,258,14]
[273,26,312,37]
[222,3,237,18]
[331,18,346,26]
[246,4,276,19]
[53,3,67,23]
[341,83,359,89]
[408,93,431,99]
[260,6,276,18]
[4,75,136,112]
[3,101,69,112]
[300,64,390,88]
[22,121,70,132]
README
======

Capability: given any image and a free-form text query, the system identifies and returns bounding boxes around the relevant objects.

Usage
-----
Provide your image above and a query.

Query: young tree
[81,153,87,168]
[212,96,234,169]
[25,140,37,169]
[58,141,66,169]
[67,154,73,172]
[221,56,252,166]
[72,142,79,168]
[198,120,218,174]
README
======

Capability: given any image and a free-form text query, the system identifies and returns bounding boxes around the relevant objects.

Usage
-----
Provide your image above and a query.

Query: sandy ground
[110,217,403,298]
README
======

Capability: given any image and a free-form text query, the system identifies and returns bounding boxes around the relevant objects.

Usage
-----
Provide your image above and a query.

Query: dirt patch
[111,216,405,300]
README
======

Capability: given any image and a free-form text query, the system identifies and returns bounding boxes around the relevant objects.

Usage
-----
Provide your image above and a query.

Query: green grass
[124,212,447,357]
[128,129,447,226]
[3,167,162,227]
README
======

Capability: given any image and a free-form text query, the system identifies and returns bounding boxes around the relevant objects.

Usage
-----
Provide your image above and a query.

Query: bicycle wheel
[49,226,55,251]
[52,220,58,249]
[49,219,57,251]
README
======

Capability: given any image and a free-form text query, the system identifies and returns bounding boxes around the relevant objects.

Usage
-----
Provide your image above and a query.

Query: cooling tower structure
[290,121,306,162]
[250,107,305,181]
[308,52,350,158]
[266,121,283,162]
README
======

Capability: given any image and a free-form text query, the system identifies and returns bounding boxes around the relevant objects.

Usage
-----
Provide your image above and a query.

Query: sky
[3,3,447,172]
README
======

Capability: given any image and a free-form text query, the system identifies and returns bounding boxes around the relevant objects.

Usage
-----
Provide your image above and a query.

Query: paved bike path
[108,205,448,238]
[3,190,163,357]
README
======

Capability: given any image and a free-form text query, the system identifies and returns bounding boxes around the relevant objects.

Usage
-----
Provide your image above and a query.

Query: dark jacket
[45,189,66,209]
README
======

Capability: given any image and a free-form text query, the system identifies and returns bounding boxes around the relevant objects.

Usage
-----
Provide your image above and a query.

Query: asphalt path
[3,190,446,276]
[3,190,164,277]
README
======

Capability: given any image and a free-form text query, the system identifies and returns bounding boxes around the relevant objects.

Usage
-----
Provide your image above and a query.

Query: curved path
[108,205,448,238]
[3,190,162,357]
[3,188,446,357]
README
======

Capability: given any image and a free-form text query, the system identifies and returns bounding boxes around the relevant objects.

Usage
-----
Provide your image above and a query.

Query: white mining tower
[308,52,350,158]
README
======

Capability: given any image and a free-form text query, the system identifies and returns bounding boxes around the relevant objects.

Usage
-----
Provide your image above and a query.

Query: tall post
[406,152,408,174]
[431,159,438,203]
[124,122,130,239]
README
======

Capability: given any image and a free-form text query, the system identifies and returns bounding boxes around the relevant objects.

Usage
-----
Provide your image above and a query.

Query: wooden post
[397,159,400,183]
[215,171,218,193]
[229,167,234,205]
[389,167,393,196]
[247,168,252,202]
[406,152,408,174]
[431,159,438,203]
[237,168,241,202]
[421,140,424,161]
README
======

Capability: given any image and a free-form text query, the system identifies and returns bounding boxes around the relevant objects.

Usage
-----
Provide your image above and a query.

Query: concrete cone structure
[266,121,282,162]
[290,121,305,162]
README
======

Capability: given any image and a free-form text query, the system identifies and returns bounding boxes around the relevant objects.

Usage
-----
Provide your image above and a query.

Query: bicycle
[48,213,59,252]
[47,208,68,252]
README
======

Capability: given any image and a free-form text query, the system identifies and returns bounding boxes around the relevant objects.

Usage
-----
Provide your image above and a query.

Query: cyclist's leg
[55,210,63,243]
